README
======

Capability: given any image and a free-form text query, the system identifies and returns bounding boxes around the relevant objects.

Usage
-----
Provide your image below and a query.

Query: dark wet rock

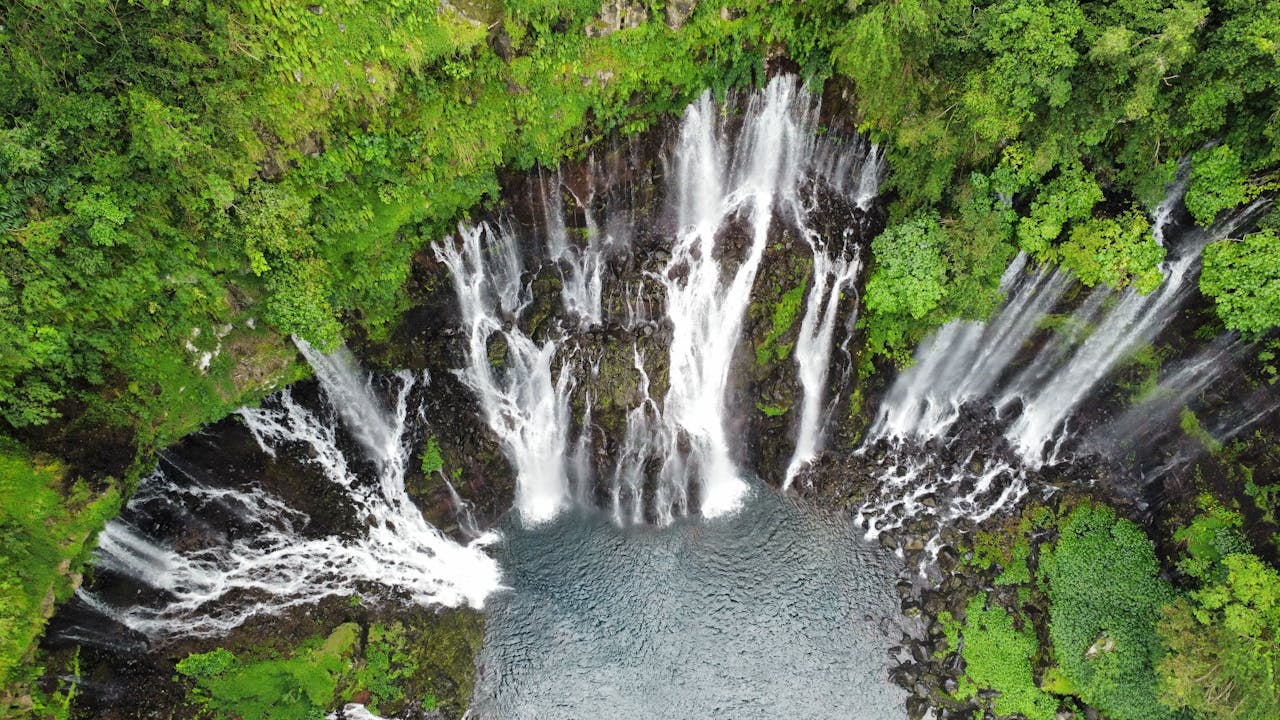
[909,640,930,664]
[937,545,960,574]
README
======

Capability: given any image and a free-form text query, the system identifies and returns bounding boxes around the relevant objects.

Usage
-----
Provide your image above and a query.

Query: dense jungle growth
[2,0,1279,718]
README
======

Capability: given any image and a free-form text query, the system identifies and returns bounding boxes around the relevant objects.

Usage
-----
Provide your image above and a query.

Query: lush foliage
[1186,145,1250,226]
[0,438,119,691]
[421,436,445,476]
[1200,229,1280,335]
[843,0,1280,359]
[1159,553,1280,720]
[755,279,808,366]
[1158,508,1280,720]
[863,211,950,359]
[176,611,483,719]
[177,624,361,720]
[952,593,1058,720]
[1057,210,1164,293]
[939,497,1280,720]
[0,0,779,437]
[1040,503,1176,720]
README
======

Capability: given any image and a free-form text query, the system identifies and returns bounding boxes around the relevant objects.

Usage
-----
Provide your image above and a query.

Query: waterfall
[814,135,887,212]
[75,345,501,638]
[1003,199,1269,465]
[1151,159,1191,246]
[294,340,398,463]
[869,194,1269,463]
[655,75,819,518]
[436,75,879,525]
[1085,336,1245,457]
[857,180,1272,543]
[868,254,1075,442]
[436,222,575,523]
[784,235,861,487]
[540,169,605,327]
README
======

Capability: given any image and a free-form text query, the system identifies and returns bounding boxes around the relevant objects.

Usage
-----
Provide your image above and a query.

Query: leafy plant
[1040,503,1176,720]
[421,436,445,476]
[1200,230,1280,335]
[952,593,1059,720]
[1158,553,1280,720]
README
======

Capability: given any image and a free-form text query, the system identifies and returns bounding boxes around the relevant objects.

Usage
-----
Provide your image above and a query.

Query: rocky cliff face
[372,81,884,527]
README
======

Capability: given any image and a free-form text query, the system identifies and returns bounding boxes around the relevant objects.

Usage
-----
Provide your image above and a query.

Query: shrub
[953,593,1059,720]
[1040,503,1176,720]
[1200,230,1280,335]
[1158,553,1280,720]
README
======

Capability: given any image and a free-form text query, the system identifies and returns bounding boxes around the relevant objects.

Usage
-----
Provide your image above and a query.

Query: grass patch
[755,402,789,418]
[0,438,120,693]
[176,611,483,719]
[177,623,361,720]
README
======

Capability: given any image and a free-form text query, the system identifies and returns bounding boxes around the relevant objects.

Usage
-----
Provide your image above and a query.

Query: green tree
[1200,229,1280,335]
[1186,145,1249,226]
[1016,161,1103,261]
[1158,553,1280,720]
[1041,503,1176,720]
[1058,208,1165,292]
[863,210,949,358]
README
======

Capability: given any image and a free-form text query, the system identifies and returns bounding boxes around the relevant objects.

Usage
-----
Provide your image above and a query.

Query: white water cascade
[77,343,501,637]
[539,168,606,327]
[870,194,1269,464]
[784,235,862,488]
[857,180,1272,544]
[436,222,574,524]
[1003,199,1269,465]
[436,75,881,525]
[655,75,817,518]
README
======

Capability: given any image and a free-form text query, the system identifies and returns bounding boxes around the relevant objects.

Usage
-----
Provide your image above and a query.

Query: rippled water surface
[473,487,908,720]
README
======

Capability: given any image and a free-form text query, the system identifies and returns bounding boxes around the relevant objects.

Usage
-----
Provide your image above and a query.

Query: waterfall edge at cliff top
[70,340,502,639]
[854,184,1274,551]
[437,74,881,526]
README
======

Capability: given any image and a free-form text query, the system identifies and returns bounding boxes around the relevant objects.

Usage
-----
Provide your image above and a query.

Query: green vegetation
[4,0,1280,714]
[755,280,807,366]
[965,507,1051,585]
[6,0,1277,435]
[0,0,778,438]
[863,211,950,359]
[0,438,119,695]
[1181,408,1225,454]
[1057,210,1164,293]
[951,593,1058,720]
[176,611,483,719]
[1040,503,1176,720]
[755,402,789,418]
[1158,553,1280,720]
[177,624,361,720]
[1186,145,1250,227]
[421,436,445,476]
[1200,229,1280,335]
[842,0,1280,359]
[941,501,1280,720]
